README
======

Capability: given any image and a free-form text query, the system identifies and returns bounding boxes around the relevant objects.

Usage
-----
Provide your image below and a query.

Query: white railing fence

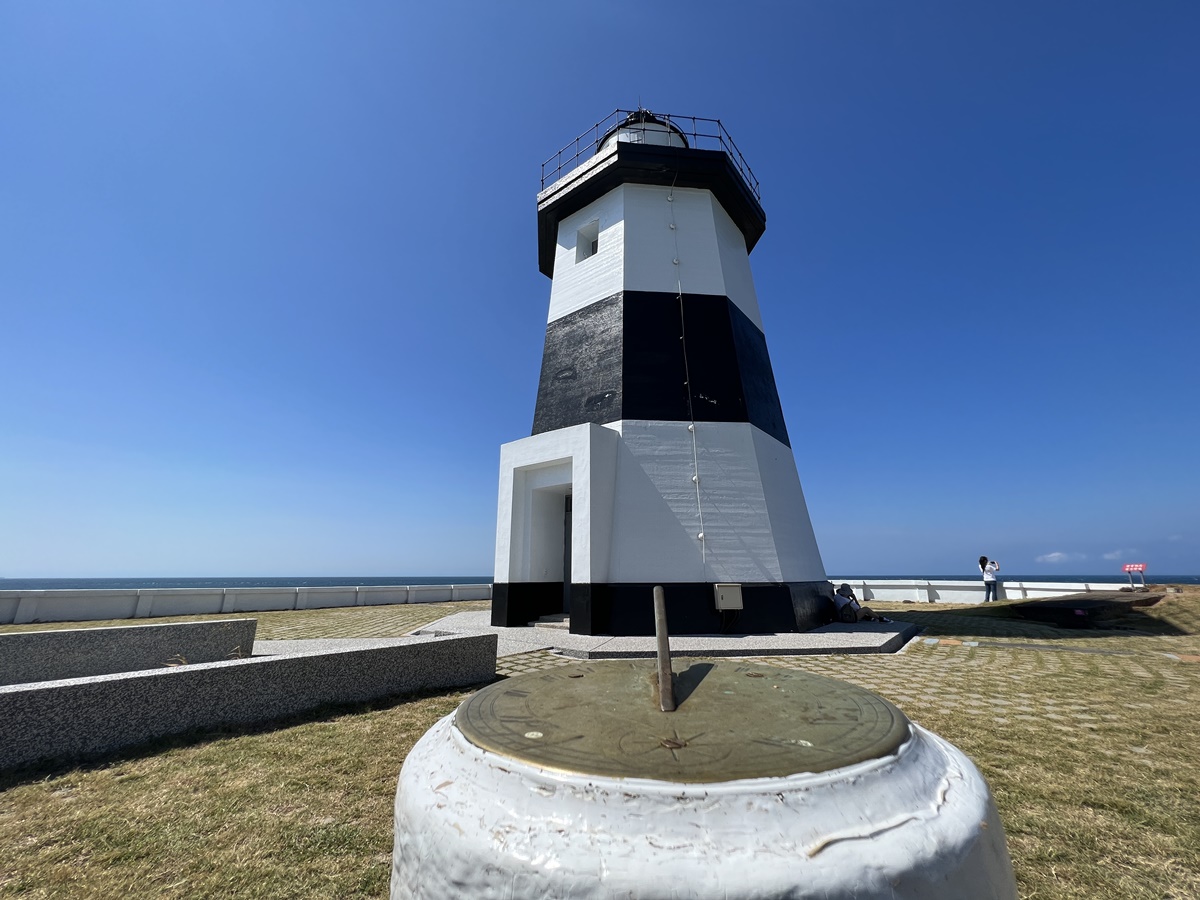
[0,584,493,626]
[829,579,1126,605]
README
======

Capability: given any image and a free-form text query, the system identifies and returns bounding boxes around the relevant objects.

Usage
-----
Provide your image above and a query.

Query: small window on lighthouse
[576,220,600,263]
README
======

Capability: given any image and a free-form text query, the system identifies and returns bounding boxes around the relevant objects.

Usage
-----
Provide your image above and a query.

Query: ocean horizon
[1,574,1196,591]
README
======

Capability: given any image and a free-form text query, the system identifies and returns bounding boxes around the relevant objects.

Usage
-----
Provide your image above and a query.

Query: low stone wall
[0,583,494,625]
[830,579,1127,604]
[0,633,497,772]
[0,619,257,686]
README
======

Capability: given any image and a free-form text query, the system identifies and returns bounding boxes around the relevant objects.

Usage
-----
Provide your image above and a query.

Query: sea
[1,574,1196,591]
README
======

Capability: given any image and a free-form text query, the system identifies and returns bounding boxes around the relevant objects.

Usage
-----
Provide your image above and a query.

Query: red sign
[1123,563,1147,573]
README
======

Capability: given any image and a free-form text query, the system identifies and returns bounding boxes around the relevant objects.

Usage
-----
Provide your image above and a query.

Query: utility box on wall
[713,583,744,611]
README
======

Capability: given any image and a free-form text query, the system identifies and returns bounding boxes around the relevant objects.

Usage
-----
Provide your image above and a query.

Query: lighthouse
[492,109,832,636]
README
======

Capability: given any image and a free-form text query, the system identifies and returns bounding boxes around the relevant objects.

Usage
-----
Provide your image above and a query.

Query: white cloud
[1167,534,1184,542]
[1102,548,1139,561]
[1035,551,1087,564]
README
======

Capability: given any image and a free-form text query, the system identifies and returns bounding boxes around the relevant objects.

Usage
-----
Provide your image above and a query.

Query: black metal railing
[540,109,760,200]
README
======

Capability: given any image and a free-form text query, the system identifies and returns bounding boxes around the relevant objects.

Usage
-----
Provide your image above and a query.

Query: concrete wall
[753,427,826,583]
[711,192,759,322]
[530,487,569,583]
[548,187,625,323]
[622,184,764,330]
[546,184,764,329]
[0,633,497,772]
[495,423,619,585]
[0,619,257,686]
[494,420,827,587]
[609,420,826,584]
[833,579,1128,604]
[0,584,492,626]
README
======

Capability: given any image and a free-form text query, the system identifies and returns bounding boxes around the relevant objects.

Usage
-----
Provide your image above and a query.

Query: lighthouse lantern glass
[599,122,688,153]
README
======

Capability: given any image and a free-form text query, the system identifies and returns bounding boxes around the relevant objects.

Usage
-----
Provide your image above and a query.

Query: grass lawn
[2,591,1198,898]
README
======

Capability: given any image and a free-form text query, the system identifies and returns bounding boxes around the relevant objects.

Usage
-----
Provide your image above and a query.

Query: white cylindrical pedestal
[392,713,1017,899]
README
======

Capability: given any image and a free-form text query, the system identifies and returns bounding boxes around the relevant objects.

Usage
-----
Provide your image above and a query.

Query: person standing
[979,556,1000,602]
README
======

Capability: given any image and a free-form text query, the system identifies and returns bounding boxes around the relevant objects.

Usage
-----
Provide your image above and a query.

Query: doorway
[562,494,573,612]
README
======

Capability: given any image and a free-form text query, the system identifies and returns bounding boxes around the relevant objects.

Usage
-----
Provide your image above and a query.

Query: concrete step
[533,614,571,631]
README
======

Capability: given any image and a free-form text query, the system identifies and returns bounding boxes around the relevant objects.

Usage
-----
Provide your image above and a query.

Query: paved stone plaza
[494,616,1197,743]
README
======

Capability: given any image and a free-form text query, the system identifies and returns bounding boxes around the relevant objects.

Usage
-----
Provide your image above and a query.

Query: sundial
[455,659,910,783]
[396,653,1016,898]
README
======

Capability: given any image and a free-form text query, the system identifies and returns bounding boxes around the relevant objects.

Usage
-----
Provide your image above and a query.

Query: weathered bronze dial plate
[456,660,910,783]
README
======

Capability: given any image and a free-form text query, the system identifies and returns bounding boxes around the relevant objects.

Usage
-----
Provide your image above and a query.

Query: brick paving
[494,638,1199,745]
[495,649,577,677]
[756,639,1196,761]
[491,595,1200,779]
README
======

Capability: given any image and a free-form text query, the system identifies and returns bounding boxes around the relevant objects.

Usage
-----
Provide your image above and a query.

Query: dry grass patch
[0,690,473,899]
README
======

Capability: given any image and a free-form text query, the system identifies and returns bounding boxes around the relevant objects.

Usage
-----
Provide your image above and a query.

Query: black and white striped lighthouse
[492,110,831,636]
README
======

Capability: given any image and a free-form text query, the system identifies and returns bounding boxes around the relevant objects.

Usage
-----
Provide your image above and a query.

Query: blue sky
[2,1,1197,578]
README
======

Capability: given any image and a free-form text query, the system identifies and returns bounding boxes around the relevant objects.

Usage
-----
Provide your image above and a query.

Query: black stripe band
[492,581,832,635]
[532,291,790,446]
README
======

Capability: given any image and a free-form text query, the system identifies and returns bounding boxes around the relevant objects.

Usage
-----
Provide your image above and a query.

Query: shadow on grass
[887,598,1191,641]
[0,678,498,791]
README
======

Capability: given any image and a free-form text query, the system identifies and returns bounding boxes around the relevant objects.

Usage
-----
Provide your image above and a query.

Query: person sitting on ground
[833,584,891,624]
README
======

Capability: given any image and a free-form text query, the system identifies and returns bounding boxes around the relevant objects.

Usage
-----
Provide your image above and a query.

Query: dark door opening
[562,494,572,613]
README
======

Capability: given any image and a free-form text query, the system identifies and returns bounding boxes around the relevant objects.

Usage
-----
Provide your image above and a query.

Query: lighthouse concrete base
[391,715,1018,900]
[494,579,835,635]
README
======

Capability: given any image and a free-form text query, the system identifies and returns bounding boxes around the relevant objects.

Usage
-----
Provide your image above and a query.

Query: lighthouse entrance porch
[491,421,833,635]
[492,423,618,629]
